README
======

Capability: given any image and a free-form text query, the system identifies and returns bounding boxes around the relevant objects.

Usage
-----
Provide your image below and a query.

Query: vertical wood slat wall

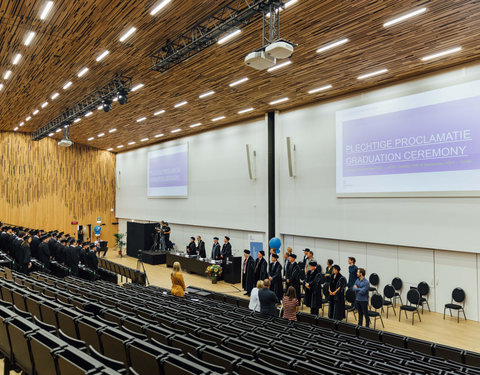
[0,131,116,245]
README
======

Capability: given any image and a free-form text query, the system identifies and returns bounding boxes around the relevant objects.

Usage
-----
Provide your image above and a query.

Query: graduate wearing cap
[19,235,32,274]
[286,253,301,300]
[328,265,346,321]
[242,250,255,296]
[268,253,283,300]
[86,244,99,270]
[186,237,197,256]
[38,235,51,270]
[305,261,325,315]
[30,230,41,259]
[254,250,268,283]
[220,236,232,262]
[211,237,221,260]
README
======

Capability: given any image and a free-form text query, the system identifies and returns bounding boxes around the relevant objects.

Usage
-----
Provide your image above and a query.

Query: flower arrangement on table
[205,264,223,283]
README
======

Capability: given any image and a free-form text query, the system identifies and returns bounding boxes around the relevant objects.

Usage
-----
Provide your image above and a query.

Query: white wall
[276,65,480,253]
[116,118,268,233]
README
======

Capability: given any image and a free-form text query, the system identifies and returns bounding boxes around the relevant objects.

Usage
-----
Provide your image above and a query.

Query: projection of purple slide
[148,151,188,187]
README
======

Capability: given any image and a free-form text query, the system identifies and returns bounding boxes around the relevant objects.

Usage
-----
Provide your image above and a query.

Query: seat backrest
[452,287,465,303]
[345,288,356,304]
[406,289,420,305]
[370,293,383,309]
[383,284,395,299]
[88,345,126,372]
[369,273,379,286]
[417,281,429,296]
[29,331,65,375]
[322,283,329,298]
[392,277,403,291]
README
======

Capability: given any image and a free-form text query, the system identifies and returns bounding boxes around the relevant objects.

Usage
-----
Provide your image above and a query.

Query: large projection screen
[147,143,188,198]
[336,80,480,197]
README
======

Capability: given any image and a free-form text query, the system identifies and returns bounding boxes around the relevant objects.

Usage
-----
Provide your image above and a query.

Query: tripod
[136,250,150,286]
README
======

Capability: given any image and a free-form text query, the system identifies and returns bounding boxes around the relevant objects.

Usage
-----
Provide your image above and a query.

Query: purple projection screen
[147,143,188,197]
[336,80,480,196]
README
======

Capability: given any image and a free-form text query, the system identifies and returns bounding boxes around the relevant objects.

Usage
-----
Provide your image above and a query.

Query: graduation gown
[30,236,40,258]
[329,273,346,321]
[37,242,51,269]
[242,256,255,295]
[187,242,197,256]
[268,261,283,300]
[288,262,301,299]
[211,243,221,260]
[19,243,31,273]
[86,250,98,270]
[221,242,232,260]
[308,269,325,311]
[65,245,80,275]
[196,240,206,258]
[254,257,268,283]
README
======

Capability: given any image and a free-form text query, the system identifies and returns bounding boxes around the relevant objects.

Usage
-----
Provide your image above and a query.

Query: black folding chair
[444,287,466,323]
[399,289,421,325]
[382,284,396,318]
[368,273,379,293]
[367,293,384,329]
[391,277,403,307]
[417,281,431,313]
[344,288,357,322]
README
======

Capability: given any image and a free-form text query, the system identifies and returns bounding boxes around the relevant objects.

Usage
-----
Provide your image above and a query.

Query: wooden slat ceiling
[1,0,480,152]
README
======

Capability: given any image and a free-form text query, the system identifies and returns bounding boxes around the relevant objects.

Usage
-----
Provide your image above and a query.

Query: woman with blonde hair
[249,280,264,312]
[171,262,186,297]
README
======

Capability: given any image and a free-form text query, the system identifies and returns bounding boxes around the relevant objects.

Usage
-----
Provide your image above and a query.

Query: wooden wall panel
[0,131,116,244]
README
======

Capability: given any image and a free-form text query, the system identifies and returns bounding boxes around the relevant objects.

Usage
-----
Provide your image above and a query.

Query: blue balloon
[269,237,282,250]
[94,225,101,234]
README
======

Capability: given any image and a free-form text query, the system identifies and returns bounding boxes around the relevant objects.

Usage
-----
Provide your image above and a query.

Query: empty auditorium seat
[88,345,128,374]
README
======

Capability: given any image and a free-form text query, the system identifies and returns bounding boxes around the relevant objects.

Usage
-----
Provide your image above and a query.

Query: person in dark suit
[86,244,98,270]
[37,235,51,270]
[329,265,346,321]
[211,237,221,260]
[305,261,324,315]
[196,236,206,258]
[268,253,283,300]
[65,238,80,275]
[19,235,32,274]
[254,250,268,283]
[186,237,197,256]
[221,236,232,261]
[258,279,279,316]
[286,253,301,300]
[30,230,40,259]
[242,250,255,296]
[79,242,89,266]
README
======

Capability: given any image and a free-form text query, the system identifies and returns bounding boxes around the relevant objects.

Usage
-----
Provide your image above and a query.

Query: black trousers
[311,307,319,315]
[356,300,370,327]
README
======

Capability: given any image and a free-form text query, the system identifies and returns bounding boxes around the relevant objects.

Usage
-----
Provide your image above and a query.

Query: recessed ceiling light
[109,128,117,133]
[119,27,136,42]
[97,105,103,110]
[154,109,165,116]
[154,133,164,138]
[24,31,35,46]
[218,29,241,44]
[190,123,202,128]
[150,0,171,15]
[74,118,81,123]
[41,102,48,108]
[12,54,22,65]
[174,101,188,108]
[0,83,3,91]
[19,122,25,127]
[26,116,32,121]
[171,128,181,133]
[63,81,72,90]
[421,47,462,61]
[269,97,289,105]
[266,0,298,16]
[51,92,59,99]
[85,111,93,117]
[96,50,110,62]
[88,137,94,141]
[128,141,136,145]
[136,117,147,122]
[14,127,19,131]
[77,67,89,77]
[40,1,54,20]
[316,38,349,54]
[199,91,215,99]
[267,60,292,72]
[112,97,118,102]
[117,145,124,148]
[238,108,254,114]
[212,116,226,122]
[308,84,332,94]
[229,77,249,87]
[357,68,388,80]
[48,133,54,137]
[98,133,105,137]
[55,128,62,132]
[131,84,144,92]
[33,109,39,115]
[107,148,113,151]
[383,7,427,27]
[3,71,12,80]
[140,138,149,142]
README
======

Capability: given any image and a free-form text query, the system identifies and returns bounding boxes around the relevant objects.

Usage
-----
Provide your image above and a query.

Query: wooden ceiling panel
[1,0,480,152]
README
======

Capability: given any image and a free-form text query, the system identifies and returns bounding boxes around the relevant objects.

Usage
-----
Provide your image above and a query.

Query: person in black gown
[286,253,301,300]
[268,253,283,300]
[254,250,268,283]
[242,250,255,296]
[328,264,346,320]
[196,236,206,258]
[305,261,324,315]
[186,237,197,256]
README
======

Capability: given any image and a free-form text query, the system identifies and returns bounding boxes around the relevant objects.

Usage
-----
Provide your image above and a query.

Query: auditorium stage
[103,252,480,353]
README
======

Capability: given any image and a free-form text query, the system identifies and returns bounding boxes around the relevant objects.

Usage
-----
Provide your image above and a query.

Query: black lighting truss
[31,75,132,141]
[150,0,286,73]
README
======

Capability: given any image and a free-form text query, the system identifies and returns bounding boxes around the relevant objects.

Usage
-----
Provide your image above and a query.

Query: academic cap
[259,250,265,256]
[289,253,297,259]
[271,253,279,259]
[225,236,230,241]
[309,261,318,267]
[244,249,250,255]
[213,237,219,240]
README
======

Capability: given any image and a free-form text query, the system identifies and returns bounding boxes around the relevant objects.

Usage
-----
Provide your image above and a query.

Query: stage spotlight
[103,99,113,112]
[117,88,129,105]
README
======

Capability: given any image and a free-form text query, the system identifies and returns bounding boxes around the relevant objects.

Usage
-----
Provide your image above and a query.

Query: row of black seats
[97,258,145,285]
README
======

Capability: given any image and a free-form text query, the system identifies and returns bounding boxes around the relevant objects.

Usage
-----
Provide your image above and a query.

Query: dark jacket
[268,261,283,300]
[242,256,255,295]
[258,288,278,316]
[221,242,232,260]
[197,240,206,258]
[254,257,268,283]
[37,242,51,267]
[187,241,197,256]
[211,243,221,260]
[308,268,325,310]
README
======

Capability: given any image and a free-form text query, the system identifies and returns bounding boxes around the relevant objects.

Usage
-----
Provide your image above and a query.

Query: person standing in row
[305,261,324,315]
[254,250,268,283]
[186,237,197,256]
[211,237,221,260]
[282,286,299,321]
[171,262,186,297]
[268,253,283,300]
[353,268,371,327]
[259,279,278,316]
[347,257,358,288]
[242,250,255,296]
[221,236,232,262]
[286,253,301,299]
[325,259,334,280]
[329,265,346,320]
[196,236,206,258]
[249,280,264,312]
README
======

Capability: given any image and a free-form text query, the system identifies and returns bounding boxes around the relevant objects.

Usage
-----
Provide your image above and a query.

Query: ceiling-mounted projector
[244,50,276,70]
[265,40,294,59]
[58,139,73,147]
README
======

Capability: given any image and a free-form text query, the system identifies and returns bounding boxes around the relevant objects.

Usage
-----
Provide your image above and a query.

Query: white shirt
[249,287,261,312]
